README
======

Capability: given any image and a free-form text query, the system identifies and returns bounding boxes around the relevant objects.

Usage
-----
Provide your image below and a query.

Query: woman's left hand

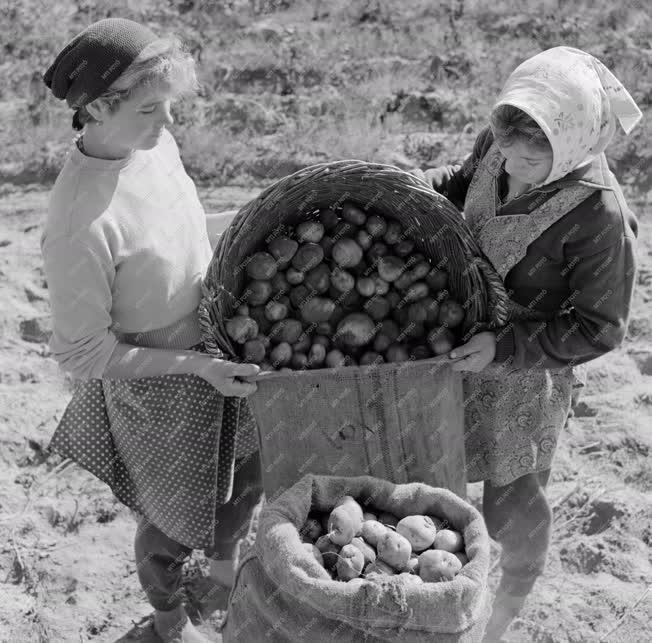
[449,331,497,372]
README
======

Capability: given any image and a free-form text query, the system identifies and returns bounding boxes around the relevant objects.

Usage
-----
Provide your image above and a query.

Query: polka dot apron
[48,342,260,549]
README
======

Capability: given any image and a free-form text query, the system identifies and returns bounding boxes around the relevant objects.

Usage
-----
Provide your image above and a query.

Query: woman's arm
[416,127,494,210]
[493,233,637,370]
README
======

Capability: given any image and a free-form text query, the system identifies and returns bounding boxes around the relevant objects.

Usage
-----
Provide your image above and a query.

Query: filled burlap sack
[222,474,491,642]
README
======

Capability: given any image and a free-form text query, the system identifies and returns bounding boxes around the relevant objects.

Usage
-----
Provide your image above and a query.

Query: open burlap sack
[222,473,491,642]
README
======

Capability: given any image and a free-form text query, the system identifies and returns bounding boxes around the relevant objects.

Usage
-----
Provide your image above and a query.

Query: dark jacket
[422,127,639,370]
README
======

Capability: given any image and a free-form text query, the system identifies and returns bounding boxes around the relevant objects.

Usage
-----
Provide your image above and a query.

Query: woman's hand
[192,355,260,397]
[449,331,497,373]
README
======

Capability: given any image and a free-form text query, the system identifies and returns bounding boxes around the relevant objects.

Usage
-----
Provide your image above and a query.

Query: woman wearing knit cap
[41,18,262,643]
[415,46,640,640]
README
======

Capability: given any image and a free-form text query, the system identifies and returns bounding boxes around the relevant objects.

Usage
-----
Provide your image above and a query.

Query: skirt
[49,342,260,549]
[462,364,574,486]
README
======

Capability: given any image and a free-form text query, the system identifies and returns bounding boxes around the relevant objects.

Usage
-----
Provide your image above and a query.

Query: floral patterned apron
[461,142,594,485]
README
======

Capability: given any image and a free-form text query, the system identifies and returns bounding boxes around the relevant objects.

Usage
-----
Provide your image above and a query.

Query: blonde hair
[73,36,200,130]
[490,104,552,152]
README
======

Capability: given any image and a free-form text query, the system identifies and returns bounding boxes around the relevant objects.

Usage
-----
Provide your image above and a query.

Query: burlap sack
[222,474,491,642]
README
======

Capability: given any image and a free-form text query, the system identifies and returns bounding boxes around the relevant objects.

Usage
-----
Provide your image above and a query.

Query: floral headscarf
[492,46,642,185]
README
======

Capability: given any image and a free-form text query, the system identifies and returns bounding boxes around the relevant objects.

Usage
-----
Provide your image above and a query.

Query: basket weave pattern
[199,159,508,361]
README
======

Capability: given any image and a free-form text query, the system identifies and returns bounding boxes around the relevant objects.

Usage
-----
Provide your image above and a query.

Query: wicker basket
[198,160,509,496]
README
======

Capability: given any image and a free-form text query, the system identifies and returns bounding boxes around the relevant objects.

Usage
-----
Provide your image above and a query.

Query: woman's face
[497,139,554,185]
[93,83,175,153]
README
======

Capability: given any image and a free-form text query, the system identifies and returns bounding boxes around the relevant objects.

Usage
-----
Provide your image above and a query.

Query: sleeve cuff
[493,326,515,363]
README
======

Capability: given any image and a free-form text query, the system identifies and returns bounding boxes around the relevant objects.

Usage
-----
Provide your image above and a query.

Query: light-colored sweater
[41,129,215,380]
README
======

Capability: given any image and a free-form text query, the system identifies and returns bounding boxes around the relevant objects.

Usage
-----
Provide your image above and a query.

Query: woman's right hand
[192,355,260,397]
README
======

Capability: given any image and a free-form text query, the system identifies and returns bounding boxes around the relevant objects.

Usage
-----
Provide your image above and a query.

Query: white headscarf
[492,46,642,185]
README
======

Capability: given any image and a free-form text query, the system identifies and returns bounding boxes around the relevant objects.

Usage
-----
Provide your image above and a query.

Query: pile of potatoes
[299,495,468,584]
[224,203,466,370]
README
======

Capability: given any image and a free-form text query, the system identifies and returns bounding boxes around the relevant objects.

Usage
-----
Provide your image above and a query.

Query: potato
[319,236,335,260]
[330,267,355,293]
[332,238,364,268]
[360,351,384,366]
[235,304,249,316]
[270,272,290,295]
[356,277,376,298]
[336,544,365,580]
[247,280,273,306]
[246,252,278,280]
[383,221,402,245]
[399,321,425,341]
[427,326,456,355]
[394,239,415,257]
[335,496,364,525]
[292,334,311,354]
[386,344,410,363]
[349,256,369,277]
[377,256,405,282]
[394,272,415,291]
[242,338,266,364]
[286,267,305,285]
[325,349,347,368]
[410,257,432,283]
[292,243,324,272]
[332,285,361,309]
[418,550,462,582]
[226,316,259,344]
[454,552,469,567]
[364,296,390,322]
[426,268,448,291]
[377,531,412,571]
[422,297,440,324]
[405,556,420,574]
[396,516,438,552]
[248,306,272,336]
[256,333,271,350]
[362,511,378,522]
[404,282,429,303]
[265,300,288,321]
[269,319,303,344]
[319,208,339,230]
[301,517,324,542]
[437,300,465,328]
[366,215,387,238]
[407,300,428,323]
[269,342,292,367]
[312,334,331,348]
[341,202,367,226]
[304,263,331,294]
[300,297,336,324]
[385,290,401,309]
[268,238,298,270]
[328,505,361,546]
[350,537,377,565]
[377,512,399,528]
[315,534,341,570]
[296,221,325,244]
[332,220,358,240]
[308,343,327,368]
[277,295,291,309]
[367,241,389,260]
[361,520,388,547]
[410,345,431,361]
[336,313,377,347]
[302,542,324,567]
[370,275,389,296]
[291,352,309,370]
[365,559,396,576]
[356,229,373,251]
[289,284,310,309]
[433,529,464,553]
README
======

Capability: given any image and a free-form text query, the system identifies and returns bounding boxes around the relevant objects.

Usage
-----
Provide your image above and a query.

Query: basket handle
[472,256,510,329]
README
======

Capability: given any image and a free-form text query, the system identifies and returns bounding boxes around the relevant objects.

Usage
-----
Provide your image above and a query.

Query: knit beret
[43,18,158,108]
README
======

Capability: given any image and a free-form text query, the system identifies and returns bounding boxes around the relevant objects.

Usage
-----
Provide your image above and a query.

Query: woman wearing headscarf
[41,18,263,642]
[415,46,641,639]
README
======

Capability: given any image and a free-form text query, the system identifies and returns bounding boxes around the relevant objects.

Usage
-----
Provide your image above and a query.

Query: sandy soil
[0,181,650,642]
